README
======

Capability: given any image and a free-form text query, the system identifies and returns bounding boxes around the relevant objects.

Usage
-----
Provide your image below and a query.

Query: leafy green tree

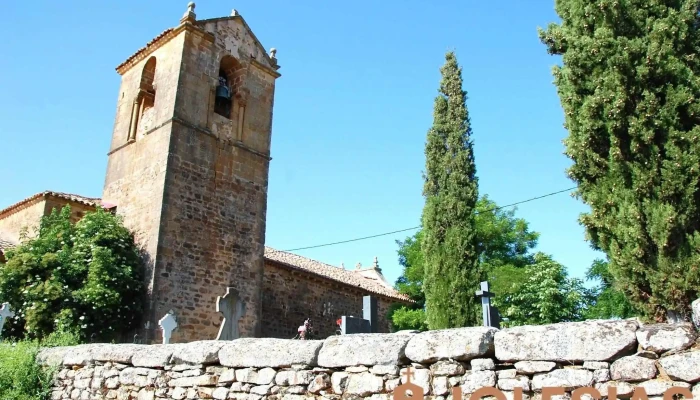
[421,51,481,329]
[499,252,594,327]
[0,206,145,342]
[539,0,700,321]
[388,231,427,331]
[390,196,539,330]
[584,258,640,319]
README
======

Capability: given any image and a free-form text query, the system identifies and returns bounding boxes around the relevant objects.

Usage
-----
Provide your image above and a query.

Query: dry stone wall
[40,319,700,400]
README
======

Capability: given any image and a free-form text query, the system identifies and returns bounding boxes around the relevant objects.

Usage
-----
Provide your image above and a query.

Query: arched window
[140,57,157,110]
[215,56,244,120]
[127,57,157,142]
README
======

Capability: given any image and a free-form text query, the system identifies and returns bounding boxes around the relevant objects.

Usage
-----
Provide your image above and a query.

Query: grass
[0,331,81,400]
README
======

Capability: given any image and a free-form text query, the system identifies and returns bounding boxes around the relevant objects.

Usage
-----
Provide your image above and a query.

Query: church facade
[0,4,410,343]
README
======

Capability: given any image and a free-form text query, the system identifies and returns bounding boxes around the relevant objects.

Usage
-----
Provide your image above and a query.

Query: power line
[281,186,577,252]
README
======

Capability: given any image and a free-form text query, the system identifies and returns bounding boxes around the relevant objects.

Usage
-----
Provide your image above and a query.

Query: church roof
[264,247,412,302]
[0,191,101,218]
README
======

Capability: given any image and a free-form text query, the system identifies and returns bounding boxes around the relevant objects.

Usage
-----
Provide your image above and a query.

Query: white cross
[0,303,15,340]
[158,311,177,344]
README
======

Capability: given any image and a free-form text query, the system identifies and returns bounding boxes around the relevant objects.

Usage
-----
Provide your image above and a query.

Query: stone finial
[231,9,240,16]
[373,256,379,269]
[356,262,362,270]
[340,262,345,269]
[180,2,196,24]
[269,48,277,59]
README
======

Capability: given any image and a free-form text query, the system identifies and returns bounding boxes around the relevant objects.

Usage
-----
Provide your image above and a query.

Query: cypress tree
[421,51,481,329]
[539,0,700,321]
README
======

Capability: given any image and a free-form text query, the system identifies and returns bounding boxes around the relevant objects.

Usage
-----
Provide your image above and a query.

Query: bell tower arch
[102,3,281,342]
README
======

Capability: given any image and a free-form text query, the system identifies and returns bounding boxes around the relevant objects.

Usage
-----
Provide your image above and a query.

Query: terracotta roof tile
[116,28,175,73]
[264,247,412,302]
[0,191,101,218]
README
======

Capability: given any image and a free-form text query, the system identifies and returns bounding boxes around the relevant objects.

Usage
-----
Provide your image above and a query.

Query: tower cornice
[116,23,214,76]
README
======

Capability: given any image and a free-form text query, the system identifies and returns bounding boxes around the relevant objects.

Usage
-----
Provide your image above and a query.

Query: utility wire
[281,186,577,252]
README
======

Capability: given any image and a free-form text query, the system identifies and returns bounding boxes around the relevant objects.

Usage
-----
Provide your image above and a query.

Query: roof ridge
[0,191,101,219]
[263,246,412,302]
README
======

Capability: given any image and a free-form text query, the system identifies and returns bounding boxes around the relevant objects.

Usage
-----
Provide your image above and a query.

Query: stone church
[0,4,410,343]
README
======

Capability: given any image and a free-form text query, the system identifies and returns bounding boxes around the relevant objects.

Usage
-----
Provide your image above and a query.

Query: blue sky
[0,0,604,286]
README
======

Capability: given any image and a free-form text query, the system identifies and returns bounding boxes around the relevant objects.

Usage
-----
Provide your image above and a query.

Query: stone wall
[41,318,700,400]
[0,197,96,244]
[262,261,394,338]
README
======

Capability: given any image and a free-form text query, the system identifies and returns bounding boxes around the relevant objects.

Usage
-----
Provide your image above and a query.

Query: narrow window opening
[140,57,157,111]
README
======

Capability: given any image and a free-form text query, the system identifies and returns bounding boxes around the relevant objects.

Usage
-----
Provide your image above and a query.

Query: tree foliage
[499,253,594,327]
[539,0,700,321]
[391,196,540,330]
[420,51,481,329]
[0,206,145,342]
[584,258,640,319]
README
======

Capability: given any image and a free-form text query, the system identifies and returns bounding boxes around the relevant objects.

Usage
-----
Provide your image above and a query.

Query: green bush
[0,205,145,342]
[0,331,79,400]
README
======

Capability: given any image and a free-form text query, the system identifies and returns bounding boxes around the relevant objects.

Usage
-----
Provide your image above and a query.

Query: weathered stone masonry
[41,318,700,400]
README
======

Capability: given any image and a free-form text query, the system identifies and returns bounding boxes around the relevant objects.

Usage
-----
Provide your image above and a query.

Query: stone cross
[216,287,246,340]
[475,281,499,328]
[158,310,177,344]
[0,303,14,340]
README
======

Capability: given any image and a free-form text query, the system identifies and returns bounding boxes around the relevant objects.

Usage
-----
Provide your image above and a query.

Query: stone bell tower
[102,3,280,342]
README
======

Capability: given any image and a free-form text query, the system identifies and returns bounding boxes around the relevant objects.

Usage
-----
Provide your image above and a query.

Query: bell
[216,84,230,100]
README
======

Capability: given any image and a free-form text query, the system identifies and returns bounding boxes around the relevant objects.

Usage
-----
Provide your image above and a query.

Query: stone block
[63,344,99,366]
[430,360,465,376]
[610,356,657,382]
[317,333,412,367]
[636,324,697,354]
[471,358,495,371]
[636,379,691,396]
[170,341,224,365]
[498,376,530,391]
[593,369,610,383]
[307,373,330,393]
[495,320,638,362]
[131,345,174,368]
[658,351,700,383]
[514,361,557,374]
[405,327,497,363]
[168,374,218,387]
[343,372,384,396]
[595,381,636,397]
[583,361,609,370]
[370,364,399,376]
[37,347,71,367]
[498,370,517,379]
[531,369,594,391]
[93,344,145,364]
[219,338,323,368]
[461,370,496,393]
